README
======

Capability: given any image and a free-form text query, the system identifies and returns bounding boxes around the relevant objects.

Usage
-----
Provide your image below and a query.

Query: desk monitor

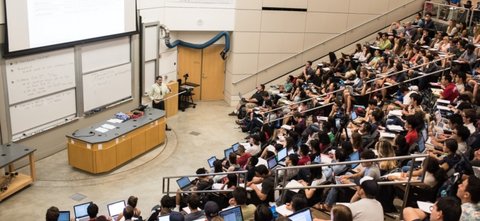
[207,156,217,168]
[288,208,313,221]
[107,200,126,218]
[277,148,287,162]
[73,202,92,220]
[58,211,70,221]
[219,206,243,221]
[224,147,234,159]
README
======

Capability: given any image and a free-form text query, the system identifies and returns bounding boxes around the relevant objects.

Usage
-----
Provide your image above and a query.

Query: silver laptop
[176,176,193,191]
[219,206,243,221]
[74,202,92,221]
[107,200,126,220]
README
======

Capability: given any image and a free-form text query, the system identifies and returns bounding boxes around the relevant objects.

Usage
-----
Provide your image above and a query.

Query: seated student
[439,74,460,102]
[228,84,265,116]
[348,177,384,221]
[298,144,311,166]
[228,187,256,221]
[298,164,325,208]
[429,139,462,172]
[431,125,471,156]
[403,196,462,221]
[169,211,185,221]
[152,195,176,216]
[319,150,380,211]
[237,145,252,169]
[277,153,300,182]
[87,203,100,221]
[246,165,275,205]
[115,196,141,221]
[457,175,480,221]
[203,201,221,221]
[285,193,309,213]
[45,206,59,221]
[254,204,274,221]
[181,195,205,221]
[245,134,261,156]
[316,204,353,221]
[123,206,135,221]
[322,147,349,181]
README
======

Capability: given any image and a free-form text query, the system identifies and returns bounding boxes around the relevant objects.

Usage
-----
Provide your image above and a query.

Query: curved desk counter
[66,108,166,174]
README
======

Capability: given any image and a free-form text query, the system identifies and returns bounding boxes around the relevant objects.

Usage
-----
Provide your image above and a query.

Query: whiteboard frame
[1,48,79,142]
[141,22,160,96]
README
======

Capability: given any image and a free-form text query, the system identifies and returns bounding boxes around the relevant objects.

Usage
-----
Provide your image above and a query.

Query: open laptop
[277,148,287,162]
[219,206,244,221]
[58,211,70,221]
[73,202,92,221]
[224,147,235,159]
[351,111,358,121]
[288,208,313,221]
[207,156,217,168]
[176,176,193,191]
[232,143,240,152]
[107,200,126,220]
[267,156,283,170]
[348,151,360,169]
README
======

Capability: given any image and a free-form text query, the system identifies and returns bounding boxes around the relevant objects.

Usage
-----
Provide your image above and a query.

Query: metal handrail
[162,170,249,195]
[424,1,472,25]
[274,154,428,220]
[233,0,422,86]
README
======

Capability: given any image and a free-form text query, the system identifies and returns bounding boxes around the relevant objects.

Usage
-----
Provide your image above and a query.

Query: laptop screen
[176,177,191,189]
[349,151,360,168]
[232,143,240,152]
[107,200,125,217]
[58,211,70,221]
[288,208,313,221]
[267,157,277,169]
[224,147,234,159]
[351,111,358,120]
[207,156,217,168]
[219,206,243,221]
[73,202,92,218]
[277,148,287,162]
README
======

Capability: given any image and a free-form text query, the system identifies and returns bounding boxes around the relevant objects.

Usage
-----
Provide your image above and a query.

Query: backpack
[437,172,461,198]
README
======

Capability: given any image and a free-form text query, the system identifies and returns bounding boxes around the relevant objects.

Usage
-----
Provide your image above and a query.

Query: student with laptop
[348,177,384,221]
[114,196,141,221]
[247,165,275,205]
[73,202,93,221]
[228,187,256,221]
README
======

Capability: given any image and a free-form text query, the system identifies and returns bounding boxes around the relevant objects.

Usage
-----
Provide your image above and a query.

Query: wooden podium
[67,109,166,174]
[165,81,179,118]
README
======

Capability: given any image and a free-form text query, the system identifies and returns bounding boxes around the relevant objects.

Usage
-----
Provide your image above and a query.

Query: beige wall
[225,0,425,104]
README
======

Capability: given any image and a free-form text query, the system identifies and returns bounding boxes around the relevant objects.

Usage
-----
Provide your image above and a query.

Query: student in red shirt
[237,145,251,169]
[405,115,419,146]
[298,144,311,166]
[440,74,459,102]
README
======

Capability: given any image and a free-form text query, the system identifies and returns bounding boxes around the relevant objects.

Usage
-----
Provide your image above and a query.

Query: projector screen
[4,0,137,57]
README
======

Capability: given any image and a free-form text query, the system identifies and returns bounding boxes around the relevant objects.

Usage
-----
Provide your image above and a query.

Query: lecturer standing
[148,76,172,130]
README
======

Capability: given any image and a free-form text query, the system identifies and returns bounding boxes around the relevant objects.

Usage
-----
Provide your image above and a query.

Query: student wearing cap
[203,201,220,221]
[348,176,384,221]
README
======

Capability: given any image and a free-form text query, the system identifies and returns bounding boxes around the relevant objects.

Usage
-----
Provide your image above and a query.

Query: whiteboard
[144,60,156,94]
[81,37,130,73]
[83,63,132,112]
[5,48,75,104]
[9,89,76,136]
[144,26,158,61]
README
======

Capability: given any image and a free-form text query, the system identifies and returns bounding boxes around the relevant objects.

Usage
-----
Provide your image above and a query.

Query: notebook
[107,200,126,220]
[176,177,193,191]
[73,202,92,221]
[219,206,243,221]
[288,208,313,221]
[158,215,170,221]
[207,156,217,168]
[58,211,70,221]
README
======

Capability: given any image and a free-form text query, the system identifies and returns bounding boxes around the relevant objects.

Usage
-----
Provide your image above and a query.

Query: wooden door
[201,45,225,100]
[177,46,202,100]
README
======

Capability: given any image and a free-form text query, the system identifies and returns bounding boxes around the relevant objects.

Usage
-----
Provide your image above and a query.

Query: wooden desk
[0,143,36,201]
[165,81,179,118]
[66,108,166,174]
